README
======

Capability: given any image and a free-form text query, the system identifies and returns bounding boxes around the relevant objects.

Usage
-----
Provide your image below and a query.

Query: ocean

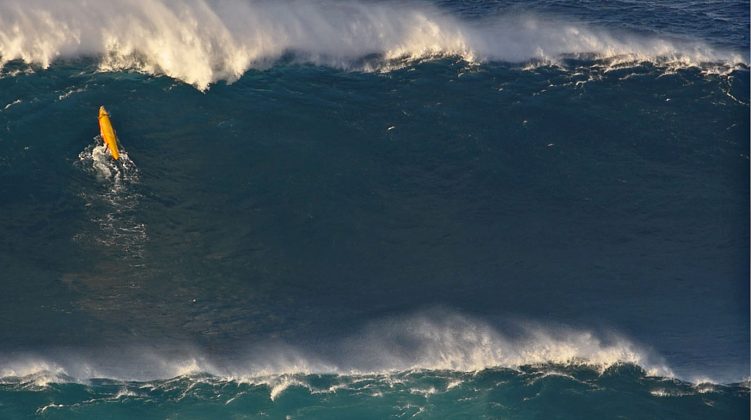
[0,0,748,418]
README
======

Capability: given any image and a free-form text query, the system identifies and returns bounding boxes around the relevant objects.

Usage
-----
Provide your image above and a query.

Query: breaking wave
[5,311,746,420]
[0,312,677,384]
[0,0,745,89]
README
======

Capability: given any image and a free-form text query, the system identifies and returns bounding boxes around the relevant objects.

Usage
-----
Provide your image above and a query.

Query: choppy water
[2,365,749,419]
[0,0,748,418]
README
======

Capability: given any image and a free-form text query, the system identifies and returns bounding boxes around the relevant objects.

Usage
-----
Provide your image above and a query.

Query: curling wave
[0,0,745,89]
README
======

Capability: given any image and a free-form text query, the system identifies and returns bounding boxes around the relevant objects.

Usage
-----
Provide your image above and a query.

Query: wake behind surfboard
[98,106,120,160]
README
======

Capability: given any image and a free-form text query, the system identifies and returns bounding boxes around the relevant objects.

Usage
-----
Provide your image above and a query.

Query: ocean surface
[0,0,749,418]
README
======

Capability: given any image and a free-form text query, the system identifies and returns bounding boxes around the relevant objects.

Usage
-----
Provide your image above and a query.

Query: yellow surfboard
[98,106,120,160]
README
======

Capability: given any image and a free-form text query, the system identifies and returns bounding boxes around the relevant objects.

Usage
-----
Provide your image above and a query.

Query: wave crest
[0,311,675,384]
[332,312,674,377]
[0,0,744,89]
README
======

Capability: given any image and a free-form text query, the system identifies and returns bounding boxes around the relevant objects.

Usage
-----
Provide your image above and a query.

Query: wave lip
[0,0,745,89]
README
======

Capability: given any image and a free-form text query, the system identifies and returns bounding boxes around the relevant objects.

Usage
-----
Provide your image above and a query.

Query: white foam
[0,0,744,90]
[3,99,21,110]
[650,388,694,398]
[77,137,139,189]
[269,376,305,401]
[0,357,99,388]
[446,379,463,390]
[0,359,69,386]
[525,370,581,386]
[113,388,139,399]
[35,403,66,415]
[73,136,147,262]
[57,86,87,101]
[409,386,437,398]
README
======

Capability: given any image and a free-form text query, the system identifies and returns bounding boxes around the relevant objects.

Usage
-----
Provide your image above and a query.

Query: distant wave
[0,311,680,385]
[0,0,745,89]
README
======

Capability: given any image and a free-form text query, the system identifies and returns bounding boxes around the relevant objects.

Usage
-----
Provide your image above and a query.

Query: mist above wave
[0,0,744,89]
[0,311,676,385]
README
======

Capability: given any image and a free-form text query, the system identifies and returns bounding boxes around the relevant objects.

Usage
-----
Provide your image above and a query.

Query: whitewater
[0,0,746,89]
[0,0,748,418]
[0,312,674,382]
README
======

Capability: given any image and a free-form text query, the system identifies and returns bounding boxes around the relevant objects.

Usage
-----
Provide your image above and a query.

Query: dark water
[0,0,748,418]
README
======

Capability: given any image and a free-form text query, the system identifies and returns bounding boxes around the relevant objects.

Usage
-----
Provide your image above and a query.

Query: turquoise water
[0,0,748,418]
[2,366,749,419]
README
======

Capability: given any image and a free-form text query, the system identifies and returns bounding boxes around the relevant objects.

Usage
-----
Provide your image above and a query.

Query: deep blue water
[0,0,749,418]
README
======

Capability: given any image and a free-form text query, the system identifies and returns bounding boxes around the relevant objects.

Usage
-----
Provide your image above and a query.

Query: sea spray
[0,312,673,382]
[0,0,744,89]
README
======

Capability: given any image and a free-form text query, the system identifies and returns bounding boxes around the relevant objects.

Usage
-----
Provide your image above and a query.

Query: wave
[3,313,747,418]
[0,312,679,385]
[0,0,745,89]
[3,368,746,419]
[3,369,747,419]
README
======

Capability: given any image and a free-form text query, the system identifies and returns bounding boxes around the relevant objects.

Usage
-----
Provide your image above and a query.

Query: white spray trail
[0,0,744,89]
[0,311,676,384]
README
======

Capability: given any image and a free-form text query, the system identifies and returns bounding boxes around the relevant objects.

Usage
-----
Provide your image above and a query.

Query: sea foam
[0,0,745,89]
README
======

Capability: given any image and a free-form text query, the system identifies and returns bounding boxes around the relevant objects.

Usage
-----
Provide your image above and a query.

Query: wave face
[0,0,745,89]
[0,0,748,418]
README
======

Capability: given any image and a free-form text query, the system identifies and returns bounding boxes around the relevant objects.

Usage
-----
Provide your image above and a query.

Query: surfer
[98,106,120,160]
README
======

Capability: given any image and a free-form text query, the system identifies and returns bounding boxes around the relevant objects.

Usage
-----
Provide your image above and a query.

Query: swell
[0,0,745,89]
